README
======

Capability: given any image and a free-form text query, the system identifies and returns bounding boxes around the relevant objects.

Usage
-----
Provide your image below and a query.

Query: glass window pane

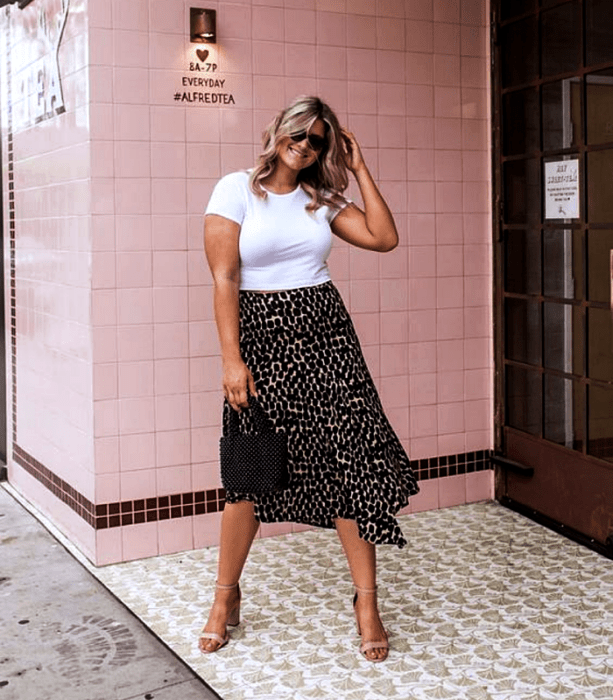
[505,298,542,366]
[501,17,539,89]
[505,229,541,295]
[506,365,542,436]
[541,2,582,78]
[504,159,541,224]
[587,229,613,302]
[543,228,583,300]
[503,88,540,156]
[544,375,584,450]
[542,80,582,152]
[501,0,536,22]
[588,307,613,382]
[543,302,584,374]
[587,0,613,67]
[587,70,613,146]
[588,384,613,463]
[587,150,613,224]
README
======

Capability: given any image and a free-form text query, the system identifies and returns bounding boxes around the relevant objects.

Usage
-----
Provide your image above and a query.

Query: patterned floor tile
[86,502,613,700]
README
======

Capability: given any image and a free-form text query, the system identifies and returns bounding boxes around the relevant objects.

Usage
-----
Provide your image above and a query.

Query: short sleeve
[205,172,248,226]
[326,195,352,223]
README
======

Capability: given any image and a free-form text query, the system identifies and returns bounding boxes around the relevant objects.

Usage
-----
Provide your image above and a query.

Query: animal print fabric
[222,281,419,548]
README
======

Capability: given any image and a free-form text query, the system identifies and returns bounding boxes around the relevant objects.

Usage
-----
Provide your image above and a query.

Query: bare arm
[204,214,257,411]
[331,130,398,253]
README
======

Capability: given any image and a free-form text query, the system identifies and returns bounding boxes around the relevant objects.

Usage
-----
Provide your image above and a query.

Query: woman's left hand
[341,129,366,174]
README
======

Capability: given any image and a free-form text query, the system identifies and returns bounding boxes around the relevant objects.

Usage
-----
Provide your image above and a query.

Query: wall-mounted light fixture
[190,8,216,44]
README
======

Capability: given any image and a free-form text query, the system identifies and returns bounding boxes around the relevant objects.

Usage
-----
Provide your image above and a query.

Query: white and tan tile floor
[29,498,613,699]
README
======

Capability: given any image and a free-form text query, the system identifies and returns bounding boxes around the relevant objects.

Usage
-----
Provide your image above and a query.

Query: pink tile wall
[87,0,492,562]
[3,0,493,564]
[2,0,95,541]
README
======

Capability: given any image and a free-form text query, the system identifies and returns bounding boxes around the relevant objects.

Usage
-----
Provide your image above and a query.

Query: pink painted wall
[2,0,493,565]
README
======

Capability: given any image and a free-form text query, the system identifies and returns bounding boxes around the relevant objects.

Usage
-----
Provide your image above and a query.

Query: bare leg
[199,501,260,652]
[335,518,388,661]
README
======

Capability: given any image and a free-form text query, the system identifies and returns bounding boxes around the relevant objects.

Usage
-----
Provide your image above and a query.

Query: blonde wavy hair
[249,96,349,213]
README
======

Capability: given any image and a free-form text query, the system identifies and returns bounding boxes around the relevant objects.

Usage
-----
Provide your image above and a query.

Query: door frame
[490,0,613,560]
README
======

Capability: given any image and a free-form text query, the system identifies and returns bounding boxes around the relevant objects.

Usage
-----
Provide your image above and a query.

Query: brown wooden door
[492,0,613,557]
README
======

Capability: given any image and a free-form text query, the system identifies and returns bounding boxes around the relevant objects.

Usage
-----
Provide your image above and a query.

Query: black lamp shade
[191,8,216,44]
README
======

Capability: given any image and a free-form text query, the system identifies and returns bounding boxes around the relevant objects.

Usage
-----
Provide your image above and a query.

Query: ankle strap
[354,585,377,595]
[216,581,239,590]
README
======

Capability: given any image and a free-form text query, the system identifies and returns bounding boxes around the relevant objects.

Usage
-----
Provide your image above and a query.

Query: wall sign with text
[13,0,70,130]
[173,48,235,105]
[544,159,580,220]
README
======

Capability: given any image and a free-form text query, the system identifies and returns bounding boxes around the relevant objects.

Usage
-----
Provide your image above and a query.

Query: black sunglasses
[289,131,326,152]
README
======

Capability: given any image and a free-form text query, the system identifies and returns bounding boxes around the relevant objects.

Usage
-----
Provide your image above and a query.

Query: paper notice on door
[544,159,580,220]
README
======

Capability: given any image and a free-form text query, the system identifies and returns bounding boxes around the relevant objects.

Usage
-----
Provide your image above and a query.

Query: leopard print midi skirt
[222,281,419,548]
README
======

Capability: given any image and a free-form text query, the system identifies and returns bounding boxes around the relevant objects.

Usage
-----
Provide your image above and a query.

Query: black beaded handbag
[220,395,289,493]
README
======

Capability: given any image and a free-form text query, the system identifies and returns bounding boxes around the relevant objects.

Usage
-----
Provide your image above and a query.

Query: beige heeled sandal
[199,582,241,653]
[352,585,389,662]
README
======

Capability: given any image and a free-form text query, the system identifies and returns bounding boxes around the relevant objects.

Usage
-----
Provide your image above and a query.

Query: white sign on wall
[544,159,580,219]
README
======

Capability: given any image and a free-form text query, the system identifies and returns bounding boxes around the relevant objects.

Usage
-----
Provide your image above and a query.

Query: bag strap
[226,395,273,435]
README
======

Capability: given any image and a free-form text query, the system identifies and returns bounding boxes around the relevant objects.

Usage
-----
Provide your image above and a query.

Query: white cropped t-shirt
[205,171,349,291]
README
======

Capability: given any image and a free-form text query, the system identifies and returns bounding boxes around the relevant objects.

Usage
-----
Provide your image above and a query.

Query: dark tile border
[413,450,493,481]
[14,442,491,531]
[14,444,226,530]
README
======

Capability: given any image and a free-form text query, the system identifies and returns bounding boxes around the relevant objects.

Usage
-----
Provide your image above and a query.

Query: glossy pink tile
[194,512,223,549]
[437,431,466,456]
[406,117,434,149]
[464,306,491,339]
[410,477,439,512]
[94,399,119,438]
[465,368,492,402]
[466,429,492,452]
[353,312,381,346]
[409,436,438,461]
[157,429,191,468]
[122,521,158,562]
[95,529,123,566]
[119,397,155,435]
[347,14,377,49]
[406,85,434,117]
[410,372,436,406]
[462,56,488,88]
[120,433,156,471]
[464,337,492,370]
[155,394,190,432]
[117,289,153,326]
[408,181,435,213]
[406,20,433,53]
[461,26,486,57]
[437,401,465,433]
[437,338,464,372]
[118,361,154,398]
[380,311,409,344]
[410,404,437,437]
[434,22,460,56]
[191,426,221,463]
[465,470,494,503]
[438,473,466,509]
[437,276,464,308]
[121,468,156,500]
[159,517,194,556]
[95,436,120,474]
[350,279,380,313]
[464,398,491,432]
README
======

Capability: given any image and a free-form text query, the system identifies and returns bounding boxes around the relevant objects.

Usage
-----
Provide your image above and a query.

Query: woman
[201,96,419,662]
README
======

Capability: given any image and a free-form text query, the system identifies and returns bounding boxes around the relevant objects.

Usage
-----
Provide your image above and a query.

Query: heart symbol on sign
[196,49,209,62]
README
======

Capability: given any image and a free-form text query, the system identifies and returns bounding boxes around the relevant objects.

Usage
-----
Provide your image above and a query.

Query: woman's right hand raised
[223,358,257,412]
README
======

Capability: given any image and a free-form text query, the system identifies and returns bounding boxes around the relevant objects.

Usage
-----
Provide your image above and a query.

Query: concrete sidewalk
[0,485,221,700]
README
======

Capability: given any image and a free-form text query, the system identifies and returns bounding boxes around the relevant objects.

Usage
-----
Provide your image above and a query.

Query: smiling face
[276,118,327,173]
